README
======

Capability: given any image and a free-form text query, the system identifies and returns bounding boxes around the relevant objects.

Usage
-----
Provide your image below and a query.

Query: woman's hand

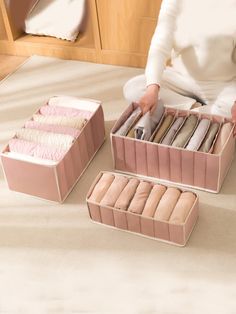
[231,101,236,136]
[139,84,160,114]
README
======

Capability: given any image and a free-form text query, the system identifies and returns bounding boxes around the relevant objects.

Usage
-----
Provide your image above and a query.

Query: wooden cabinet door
[96,0,162,54]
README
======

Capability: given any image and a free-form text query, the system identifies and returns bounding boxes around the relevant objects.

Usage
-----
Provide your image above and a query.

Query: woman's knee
[123,74,146,103]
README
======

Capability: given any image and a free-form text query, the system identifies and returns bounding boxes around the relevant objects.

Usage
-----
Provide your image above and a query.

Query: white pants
[123,67,236,118]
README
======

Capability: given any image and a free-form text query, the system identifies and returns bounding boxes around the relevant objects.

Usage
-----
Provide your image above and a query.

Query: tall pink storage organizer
[1,97,105,203]
[111,104,235,193]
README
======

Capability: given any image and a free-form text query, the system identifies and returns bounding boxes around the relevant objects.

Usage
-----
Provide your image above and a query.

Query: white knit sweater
[145,0,236,86]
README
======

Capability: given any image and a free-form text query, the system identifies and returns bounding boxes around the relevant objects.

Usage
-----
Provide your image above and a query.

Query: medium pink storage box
[86,171,199,246]
[1,97,105,203]
[111,104,235,193]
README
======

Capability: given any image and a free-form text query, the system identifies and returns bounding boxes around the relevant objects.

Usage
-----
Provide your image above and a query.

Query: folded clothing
[161,116,184,145]
[9,138,67,161]
[154,187,181,221]
[116,108,142,136]
[40,105,92,120]
[134,100,165,141]
[33,114,87,130]
[25,0,85,41]
[89,173,115,203]
[185,118,211,151]
[16,128,74,150]
[153,114,174,143]
[128,181,153,214]
[169,192,196,224]
[114,178,140,210]
[213,122,233,154]
[172,115,198,148]
[100,176,129,207]
[142,184,167,217]
[25,120,80,138]
[199,122,220,153]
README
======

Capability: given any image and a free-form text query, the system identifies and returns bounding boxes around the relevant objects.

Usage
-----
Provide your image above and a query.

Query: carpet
[0,55,236,314]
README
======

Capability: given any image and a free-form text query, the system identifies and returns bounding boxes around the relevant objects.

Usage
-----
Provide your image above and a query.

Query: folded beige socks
[128,181,152,214]
[154,187,181,221]
[90,174,197,224]
[114,178,140,210]
[100,175,129,207]
[142,185,167,217]
[169,192,196,224]
[89,173,115,203]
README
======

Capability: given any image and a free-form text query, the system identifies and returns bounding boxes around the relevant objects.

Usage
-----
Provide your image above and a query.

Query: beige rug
[0,55,236,314]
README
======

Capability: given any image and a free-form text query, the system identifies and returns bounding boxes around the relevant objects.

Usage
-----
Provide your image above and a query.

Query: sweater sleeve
[145,0,180,86]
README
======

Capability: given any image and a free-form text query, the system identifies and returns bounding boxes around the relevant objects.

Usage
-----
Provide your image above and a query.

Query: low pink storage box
[111,104,235,193]
[1,97,105,203]
[86,171,199,246]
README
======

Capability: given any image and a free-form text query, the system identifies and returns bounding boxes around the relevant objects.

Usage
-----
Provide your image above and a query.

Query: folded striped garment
[25,120,80,138]
[33,114,87,130]
[40,105,92,119]
[16,128,74,150]
[9,138,67,161]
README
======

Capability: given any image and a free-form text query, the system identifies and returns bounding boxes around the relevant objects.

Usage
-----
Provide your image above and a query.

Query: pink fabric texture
[9,138,67,161]
[25,120,80,138]
[40,105,92,119]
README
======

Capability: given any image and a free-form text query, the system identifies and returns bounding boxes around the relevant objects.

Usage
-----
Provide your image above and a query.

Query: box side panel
[1,156,60,202]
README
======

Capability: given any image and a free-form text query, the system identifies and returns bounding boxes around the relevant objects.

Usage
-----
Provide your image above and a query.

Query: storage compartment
[1,96,105,202]
[111,104,235,193]
[86,171,199,246]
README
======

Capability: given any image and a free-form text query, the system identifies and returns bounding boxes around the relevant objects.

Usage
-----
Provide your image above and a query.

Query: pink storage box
[111,104,235,193]
[1,97,105,203]
[86,171,199,246]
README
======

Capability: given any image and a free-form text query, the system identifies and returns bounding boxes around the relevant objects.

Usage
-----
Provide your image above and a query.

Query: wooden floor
[0,55,27,81]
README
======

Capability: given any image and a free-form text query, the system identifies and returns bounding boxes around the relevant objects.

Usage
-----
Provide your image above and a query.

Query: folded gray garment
[185,118,211,151]
[199,122,220,153]
[116,107,142,136]
[172,115,198,148]
[161,116,184,145]
[134,99,165,141]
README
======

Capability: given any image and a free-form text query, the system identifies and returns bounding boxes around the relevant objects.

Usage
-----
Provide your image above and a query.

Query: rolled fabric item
[25,120,80,138]
[199,122,220,153]
[153,114,174,143]
[213,122,233,154]
[39,105,92,120]
[185,118,211,151]
[116,107,142,136]
[89,173,115,203]
[171,115,198,148]
[134,99,165,141]
[161,116,184,145]
[126,127,135,138]
[9,138,67,161]
[114,178,140,210]
[142,184,167,217]
[169,192,196,224]
[33,114,87,130]
[154,187,181,221]
[16,128,74,150]
[100,175,129,207]
[128,181,153,214]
